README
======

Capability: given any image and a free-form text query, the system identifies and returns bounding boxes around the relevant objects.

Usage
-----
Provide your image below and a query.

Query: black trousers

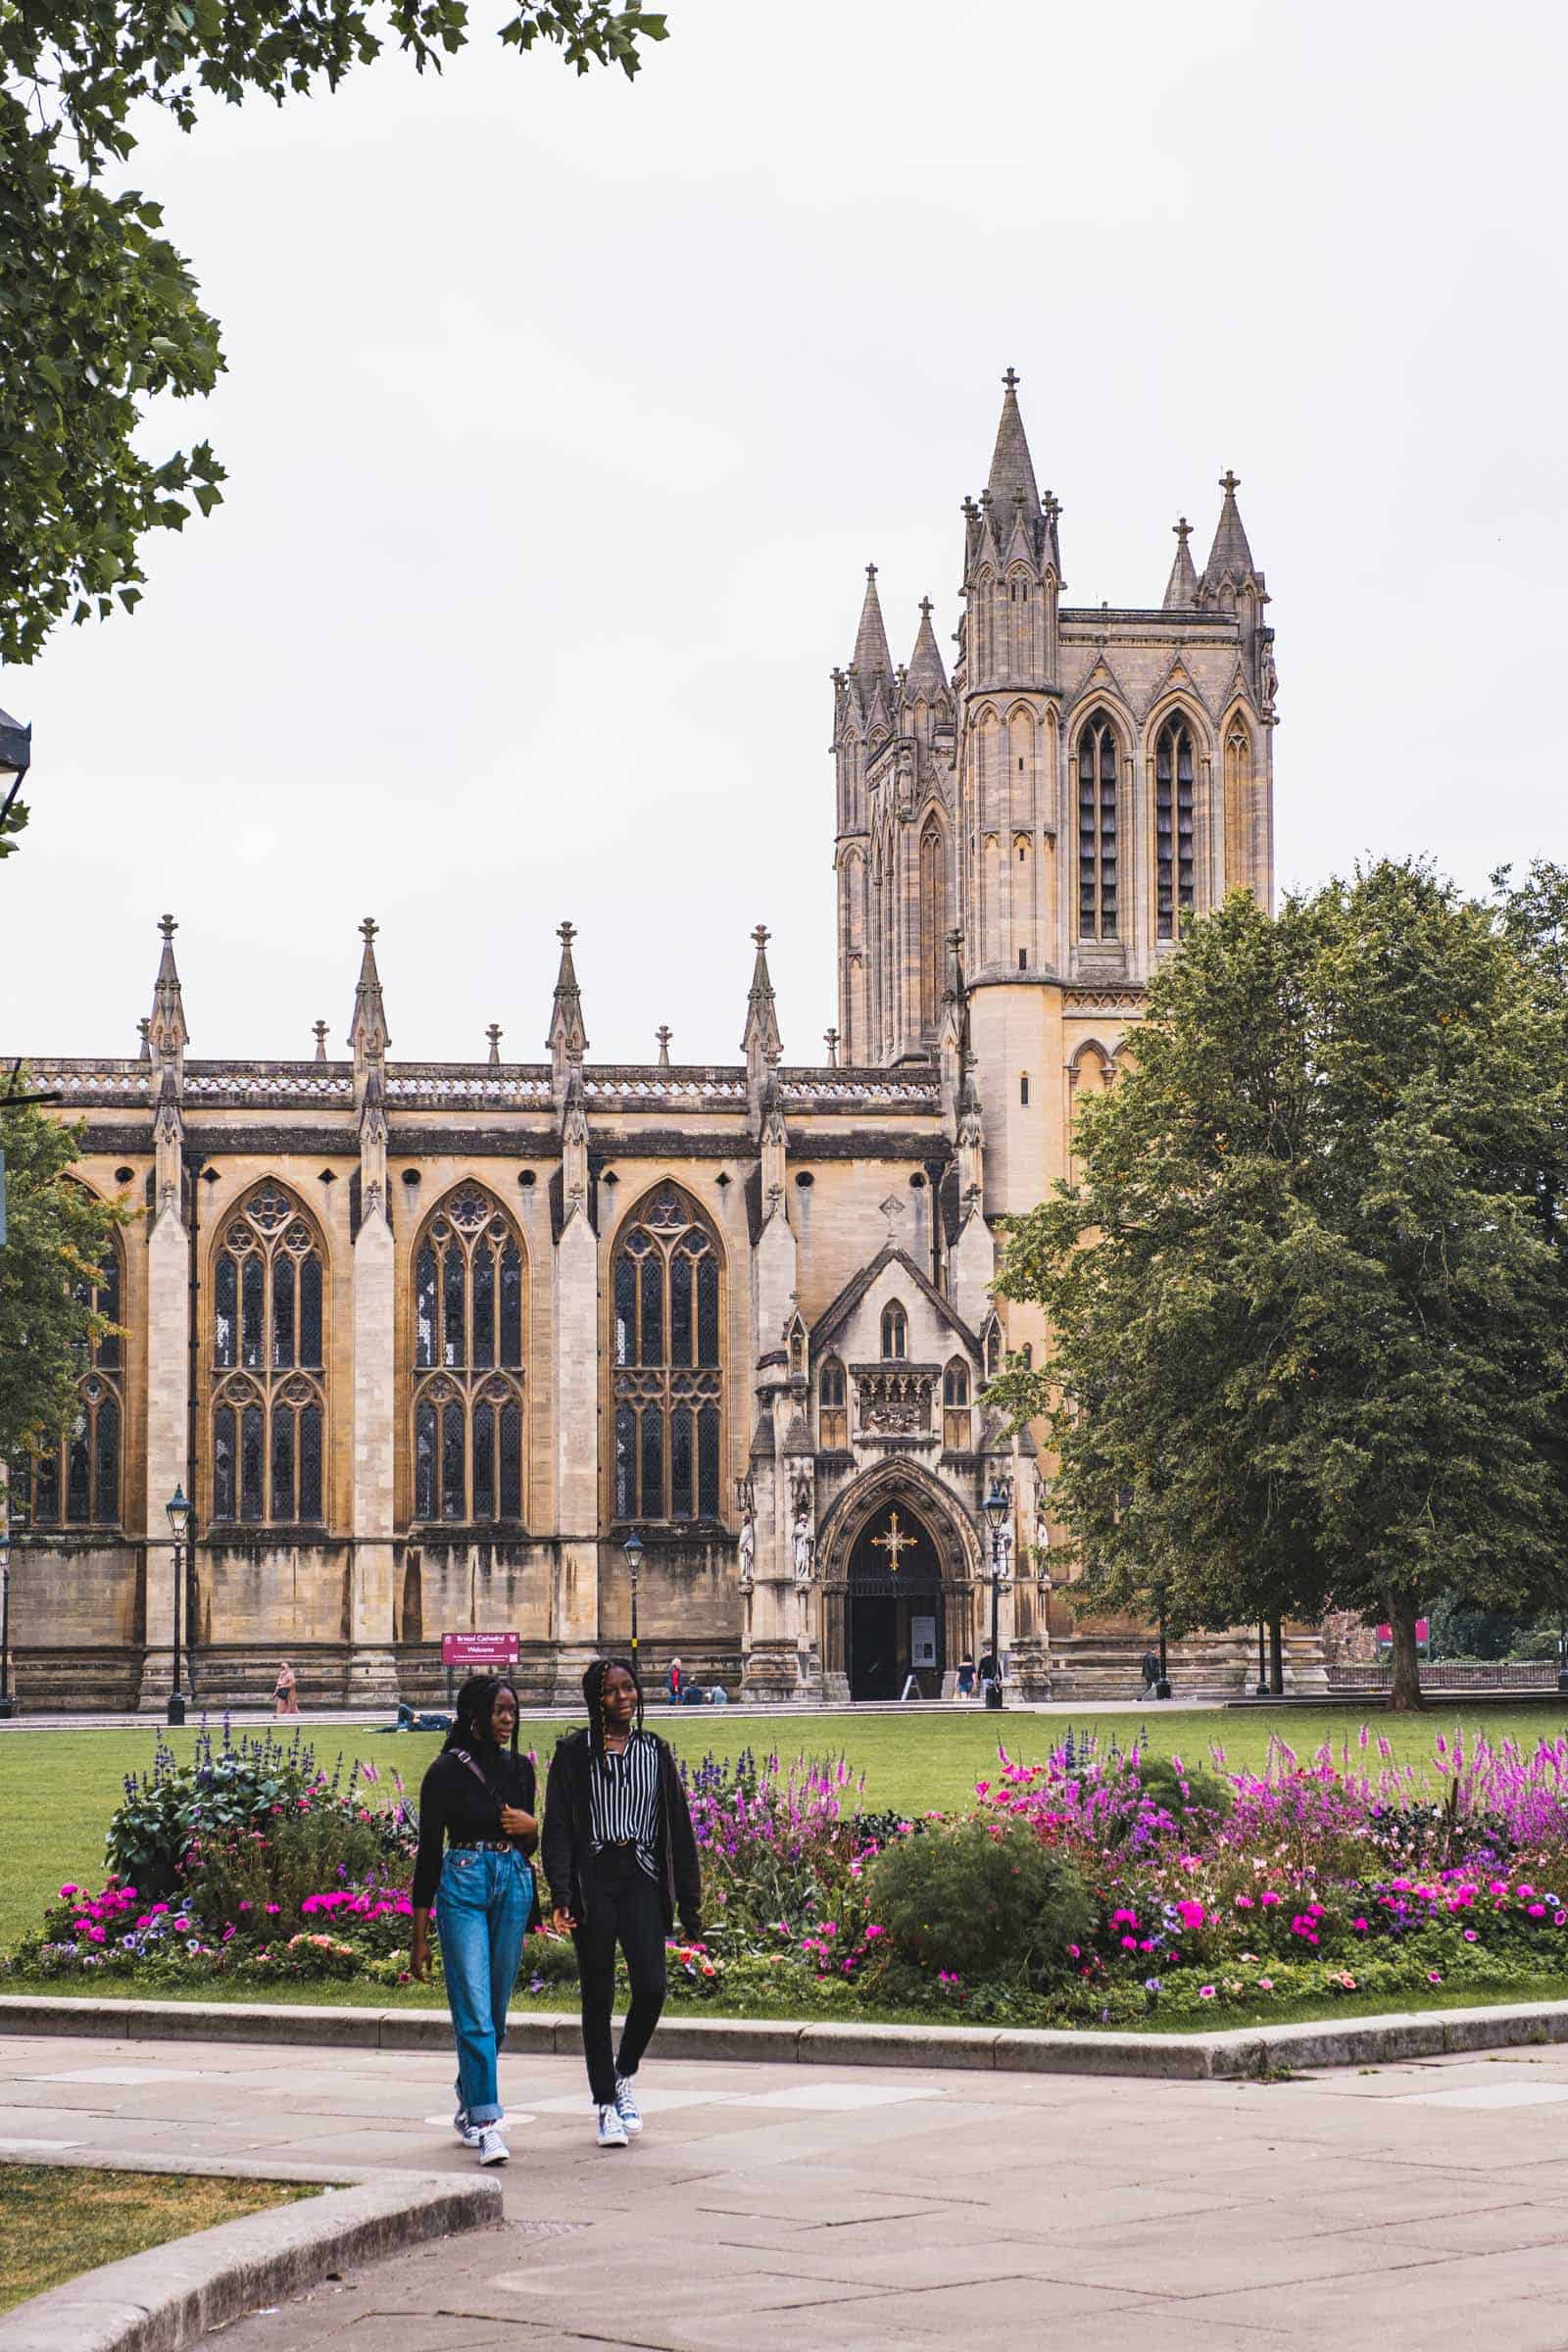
[573,1849,667,2106]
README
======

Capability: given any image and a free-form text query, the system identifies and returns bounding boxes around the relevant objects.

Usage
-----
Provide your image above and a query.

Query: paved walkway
[6,2029,1568,2348]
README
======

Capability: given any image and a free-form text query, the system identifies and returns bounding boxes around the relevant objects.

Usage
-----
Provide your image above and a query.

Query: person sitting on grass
[410,1676,539,2168]
[542,1657,702,2150]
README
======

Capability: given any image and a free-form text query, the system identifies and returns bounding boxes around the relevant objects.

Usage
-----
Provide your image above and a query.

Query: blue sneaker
[613,2075,643,2134]
[454,2108,482,2148]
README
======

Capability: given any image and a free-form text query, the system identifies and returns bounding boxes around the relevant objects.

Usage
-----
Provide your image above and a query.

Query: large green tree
[992,863,1568,1709]
[0,1088,124,1474]
[1,0,665,668]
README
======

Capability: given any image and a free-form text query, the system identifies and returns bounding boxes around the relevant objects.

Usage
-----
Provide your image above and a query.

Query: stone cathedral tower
[833,369,1277,1219]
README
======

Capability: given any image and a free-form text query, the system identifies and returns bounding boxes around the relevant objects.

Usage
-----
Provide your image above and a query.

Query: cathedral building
[9,373,1297,1709]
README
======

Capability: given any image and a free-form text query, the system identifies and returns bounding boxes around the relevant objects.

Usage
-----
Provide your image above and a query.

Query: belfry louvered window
[612,1184,722,1523]
[1077,711,1119,939]
[16,1225,123,1528]
[212,1183,325,1524]
[1155,717,1196,940]
[412,1184,526,1525]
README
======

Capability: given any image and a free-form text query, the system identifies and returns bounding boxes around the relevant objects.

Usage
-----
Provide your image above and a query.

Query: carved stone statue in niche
[736,1476,756,1589]
[792,1508,814,1583]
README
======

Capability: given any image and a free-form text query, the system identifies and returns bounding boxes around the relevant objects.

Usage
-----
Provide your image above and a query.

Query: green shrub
[1131,1753,1233,1826]
[865,1819,1092,1985]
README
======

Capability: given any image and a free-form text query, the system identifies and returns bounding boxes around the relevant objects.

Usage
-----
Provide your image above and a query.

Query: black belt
[450,1838,515,1853]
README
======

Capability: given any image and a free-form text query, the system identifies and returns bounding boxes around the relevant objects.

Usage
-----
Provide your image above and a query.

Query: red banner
[441,1632,520,1667]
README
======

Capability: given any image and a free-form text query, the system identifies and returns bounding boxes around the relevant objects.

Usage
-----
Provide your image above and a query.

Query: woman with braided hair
[541,1656,702,2148]
[410,1676,540,2166]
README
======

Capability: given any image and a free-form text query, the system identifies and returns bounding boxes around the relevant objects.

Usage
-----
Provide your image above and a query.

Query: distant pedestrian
[543,1657,702,2150]
[272,1661,298,1718]
[709,1683,728,1706]
[411,1676,539,2168]
[956,1656,976,1699]
[665,1658,682,1703]
[979,1647,999,1704]
[1139,1647,1162,1701]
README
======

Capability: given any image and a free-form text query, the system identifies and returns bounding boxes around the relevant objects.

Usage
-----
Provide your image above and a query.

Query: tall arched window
[1076,710,1119,940]
[412,1183,526,1526]
[212,1182,326,1524]
[918,817,944,1035]
[942,1358,971,1451]
[1224,721,1252,892]
[612,1184,722,1523]
[881,1300,907,1359]
[17,1224,122,1528]
[818,1357,848,1451]
[1154,715,1196,940]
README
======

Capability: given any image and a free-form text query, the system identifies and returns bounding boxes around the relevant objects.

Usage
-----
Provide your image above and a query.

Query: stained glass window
[409,1184,527,1526]
[1076,710,1119,941]
[1155,716,1197,941]
[20,1224,123,1529]
[209,1182,327,1524]
[610,1185,723,1523]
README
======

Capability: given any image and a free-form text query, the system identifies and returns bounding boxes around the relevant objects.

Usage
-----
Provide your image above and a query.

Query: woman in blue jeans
[411,1676,539,2166]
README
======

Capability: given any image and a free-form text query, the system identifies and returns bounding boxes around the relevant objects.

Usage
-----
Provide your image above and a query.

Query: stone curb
[8,1987,1568,2080]
[0,2147,501,2352]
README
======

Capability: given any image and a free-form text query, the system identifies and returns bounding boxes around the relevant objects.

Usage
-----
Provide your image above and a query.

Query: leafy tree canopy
[0,0,666,666]
[991,862,1568,1709]
[0,1085,126,1466]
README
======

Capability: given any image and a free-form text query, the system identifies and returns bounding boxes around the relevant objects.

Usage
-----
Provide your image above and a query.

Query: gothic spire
[1163,515,1200,612]
[905,597,948,695]
[656,1024,672,1071]
[1201,468,1258,594]
[547,919,589,1089]
[147,912,188,1080]
[985,368,1041,520]
[486,1022,503,1068]
[851,564,893,680]
[743,923,783,1096]
[349,916,389,1078]
[313,1019,328,1064]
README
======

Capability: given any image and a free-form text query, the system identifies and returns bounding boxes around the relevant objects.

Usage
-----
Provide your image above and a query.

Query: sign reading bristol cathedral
[11,373,1288,1710]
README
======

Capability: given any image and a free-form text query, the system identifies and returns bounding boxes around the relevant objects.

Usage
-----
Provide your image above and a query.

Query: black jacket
[412,1743,542,1926]
[542,1728,702,1936]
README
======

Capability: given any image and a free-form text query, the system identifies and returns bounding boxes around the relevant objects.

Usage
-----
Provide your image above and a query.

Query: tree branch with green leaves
[0,0,667,668]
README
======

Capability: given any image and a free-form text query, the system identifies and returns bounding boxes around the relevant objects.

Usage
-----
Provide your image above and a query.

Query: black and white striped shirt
[588,1731,660,1883]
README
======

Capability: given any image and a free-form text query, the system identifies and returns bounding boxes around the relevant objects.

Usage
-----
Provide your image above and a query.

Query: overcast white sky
[5,0,1566,1066]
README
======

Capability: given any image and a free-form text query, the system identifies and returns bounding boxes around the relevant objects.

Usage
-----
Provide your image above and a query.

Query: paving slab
[8,2026,1568,2348]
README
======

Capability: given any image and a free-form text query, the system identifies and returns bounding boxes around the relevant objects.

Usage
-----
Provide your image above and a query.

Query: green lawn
[0,2166,317,2314]
[6,1703,1568,1956]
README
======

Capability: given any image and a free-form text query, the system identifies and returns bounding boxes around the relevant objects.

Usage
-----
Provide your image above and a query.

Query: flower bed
[10,1721,1568,2030]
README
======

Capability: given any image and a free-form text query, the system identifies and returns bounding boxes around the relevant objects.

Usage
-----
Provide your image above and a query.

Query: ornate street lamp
[622,1527,645,1674]
[0,707,30,837]
[982,1478,1009,1711]
[166,1484,193,1727]
[0,1522,13,1720]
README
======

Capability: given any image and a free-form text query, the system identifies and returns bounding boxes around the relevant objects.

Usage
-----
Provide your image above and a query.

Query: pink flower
[1259,1891,1282,1908]
[1428,1971,1443,1984]
[1175,1898,1206,1933]
[1529,1904,1546,1919]
[59,1885,78,1898]
[1234,1894,1254,1910]
[1198,1984,1216,2000]
[1463,1929,1478,1941]
[1256,1978,1274,1992]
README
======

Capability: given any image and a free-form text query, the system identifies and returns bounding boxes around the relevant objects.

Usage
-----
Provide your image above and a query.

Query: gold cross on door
[871,1509,917,1575]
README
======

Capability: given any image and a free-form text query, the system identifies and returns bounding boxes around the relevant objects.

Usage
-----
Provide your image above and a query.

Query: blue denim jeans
[436,1846,532,2128]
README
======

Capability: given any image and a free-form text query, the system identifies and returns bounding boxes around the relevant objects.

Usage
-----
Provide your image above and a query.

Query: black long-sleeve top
[412,1743,540,1914]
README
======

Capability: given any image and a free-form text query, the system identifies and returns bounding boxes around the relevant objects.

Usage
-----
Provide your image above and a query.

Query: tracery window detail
[1076,710,1119,940]
[942,1357,971,1452]
[16,1228,122,1528]
[612,1184,721,1523]
[818,1357,848,1452]
[1155,716,1196,940]
[212,1182,325,1524]
[412,1184,525,1526]
[881,1300,907,1360]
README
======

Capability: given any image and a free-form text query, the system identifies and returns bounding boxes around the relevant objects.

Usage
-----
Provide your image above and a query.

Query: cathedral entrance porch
[818,1473,980,1702]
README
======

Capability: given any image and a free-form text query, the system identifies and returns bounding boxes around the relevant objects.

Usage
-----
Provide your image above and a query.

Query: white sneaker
[596,2102,629,2148]
[453,2109,482,2149]
[476,2127,510,2166]
[613,2075,643,2134]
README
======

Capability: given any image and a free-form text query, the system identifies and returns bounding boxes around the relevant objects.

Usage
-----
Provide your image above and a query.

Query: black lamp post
[622,1527,644,1675]
[0,1524,13,1720]
[1255,1616,1269,1698]
[982,1478,1009,1711]
[166,1484,193,1727]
